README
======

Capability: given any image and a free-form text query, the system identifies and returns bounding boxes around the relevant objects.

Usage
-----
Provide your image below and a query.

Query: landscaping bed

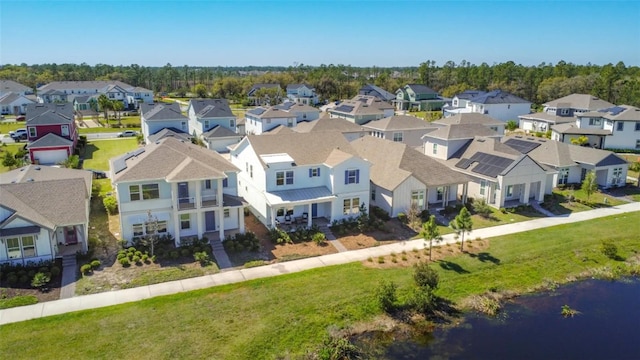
[543,186,628,215]
[0,259,63,308]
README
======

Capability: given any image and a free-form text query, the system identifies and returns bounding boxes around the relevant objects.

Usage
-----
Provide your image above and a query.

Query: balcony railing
[177,197,195,210]
[201,194,218,208]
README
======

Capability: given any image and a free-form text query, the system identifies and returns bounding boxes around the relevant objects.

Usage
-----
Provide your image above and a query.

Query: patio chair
[302,212,309,222]
[284,214,292,225]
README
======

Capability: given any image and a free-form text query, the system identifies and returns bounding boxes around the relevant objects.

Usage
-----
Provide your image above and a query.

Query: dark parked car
[16,115,26,121]
[87,169,107,179]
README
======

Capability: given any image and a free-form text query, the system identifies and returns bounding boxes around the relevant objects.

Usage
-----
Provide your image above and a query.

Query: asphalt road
[0,132,131,143]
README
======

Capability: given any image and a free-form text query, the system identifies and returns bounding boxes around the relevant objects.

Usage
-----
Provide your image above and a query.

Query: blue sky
[1,0,638,67]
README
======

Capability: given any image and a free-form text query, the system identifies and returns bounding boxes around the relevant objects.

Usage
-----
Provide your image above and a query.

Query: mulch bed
[1,259,63,303]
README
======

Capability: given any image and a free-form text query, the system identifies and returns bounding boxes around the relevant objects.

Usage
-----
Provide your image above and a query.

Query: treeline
[1,61,639,106]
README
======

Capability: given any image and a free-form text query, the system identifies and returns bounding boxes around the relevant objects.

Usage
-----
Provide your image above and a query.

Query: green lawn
[431,205,545,236]
[82,139,139,170]
[1,213,638,359]
[542,187,626,215]
[0,143,28,173]
[78,127,141,134]
[0,122,25,134]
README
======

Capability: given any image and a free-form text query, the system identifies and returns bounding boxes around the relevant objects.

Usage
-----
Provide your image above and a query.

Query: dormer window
[560,109,569,116]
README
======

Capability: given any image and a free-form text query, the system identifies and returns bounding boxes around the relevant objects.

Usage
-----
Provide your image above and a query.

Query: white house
[141,102,189,143]
[0,92,34,115]
[286,84,318,105]
[110,137,245,245]
[422,123,502,161]
[293,115,368,142]
[519,94,615,133]
[503,136,629,192]
[362,115,440,148]
[0,166,91,265]
[328,95,394,125]
[244,107,297,135]
[273,101,320,122]
[449,90,486,109]
[444,90,531,122]
[36,81,154,108]
[187,98,237,137]
[351,137,470,217]
[230,131,371,228]
[551,105,640,150]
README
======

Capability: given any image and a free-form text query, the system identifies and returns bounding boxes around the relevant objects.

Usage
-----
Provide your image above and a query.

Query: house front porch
[265,186,336,229]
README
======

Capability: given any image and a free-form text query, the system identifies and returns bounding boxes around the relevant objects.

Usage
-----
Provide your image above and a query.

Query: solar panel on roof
[455,158,473,169]
[599,106,626,116]
[249,108,266,115]
[113,158,127,174]
[334,105,354,112]
[469,152,513,177]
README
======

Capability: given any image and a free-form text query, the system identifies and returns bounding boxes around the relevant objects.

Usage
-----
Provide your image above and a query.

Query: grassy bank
[0,212,638,359]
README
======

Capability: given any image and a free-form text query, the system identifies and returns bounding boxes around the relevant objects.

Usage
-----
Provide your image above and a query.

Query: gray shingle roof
[293,115,365,134]
[189,99,234,118]
[141,102,187,121]
[455,90,486,100]
[37,80,136,92]
[0,165,91,229]
[359,84,396,102]
[362,115,439,131]
[543,94,615,110]
[0,92,30,105]
[425,123,500,140]
[470,90,530,104]
[245,131,361,168]
[597,105,640,121]
[406,84,437,94]
[111,137,238,183]
[147,128,192,143]
[286,84,314,91]
[551,123,612,135]
[434,113,504,126]
[351,137,469,190]
[518,112,577,124]
[202,125,240,139]
[0,80,32,94]
[27,133,74,148]
[26,103,74,125]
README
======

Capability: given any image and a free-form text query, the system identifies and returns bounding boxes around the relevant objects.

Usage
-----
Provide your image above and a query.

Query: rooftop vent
[26,178,34,182]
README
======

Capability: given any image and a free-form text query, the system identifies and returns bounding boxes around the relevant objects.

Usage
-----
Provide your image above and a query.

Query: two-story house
[286,84,318,105]
[551,105,640,150]
[187,98,241,152]
[230,131,371,228]
[328,95,394,125]
[351,137,470,217]
[110,137,245,245]
[293,115,368,142]
[37,89,68,104]
[0,92,34,115]
[519,94,614,133]
[37,81,154,108]
[362,115,440,148]
[448,90,486,109]
[0,80,34,97]
[0,165,91,265]
[25,103,78,165]
[503,136,628,191]
[359,84,396,102]
[141,102,189,143]
[433,113,505,135]
[444,90,531,122]
[273,101,320,122]
[394,84,445,111]
[244,107,297,135]
[422,123,502,161]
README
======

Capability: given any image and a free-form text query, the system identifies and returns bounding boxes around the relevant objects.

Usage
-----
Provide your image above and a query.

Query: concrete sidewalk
[1,202,639,325]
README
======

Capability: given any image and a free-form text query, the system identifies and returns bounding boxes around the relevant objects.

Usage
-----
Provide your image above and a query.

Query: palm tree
[111,100,124,126]
[97,94,111,126]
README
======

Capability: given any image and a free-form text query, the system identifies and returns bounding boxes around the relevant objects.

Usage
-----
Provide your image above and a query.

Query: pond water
[360,279,640,359]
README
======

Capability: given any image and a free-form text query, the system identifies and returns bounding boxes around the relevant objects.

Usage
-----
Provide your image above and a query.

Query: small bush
[170,251,179,259]
[6,273,18,285]
[90,260,101,269]
[397,212,407,224]
[600,240,618,260]
[180,248,191,257]
[132,255,141,264]
[134,251,143,258]
[367,257,373,262]
[80,264,92,275]
[119,258,130,267]
[151,255,157,263]
[376,280,398,312]
[193,251,210,266]
[377,256,385,264]
[244,260,268,268]
[312,232,326,245]
[102,196,118,215]
[31,272,50,289]
[141,254,149,263]
[50,266,61,278]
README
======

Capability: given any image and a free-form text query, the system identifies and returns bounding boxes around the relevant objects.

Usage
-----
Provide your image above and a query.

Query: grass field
[0,122,25,134]
[82,139,139,170]
[1,212,638,359]
[0,143,28,173]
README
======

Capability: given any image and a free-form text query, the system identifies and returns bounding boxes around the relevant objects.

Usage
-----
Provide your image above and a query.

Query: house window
[287,118,294,127]
[506,185,513,198]
[230,119,235,128]
[558,168,569,185]
[436,187,444,201]
[411,190,425,208]
[205,180,212,189]
[276,171,285,186]
[223,178,228,187]
[393,132,403,142]
[142,184,160,200]
[132,224,144,237]
[432,143,437,155]
[343,198,361,215]
[61,125,69,136]
[146,220,167,234]
[345,169,359,184]
[108,93,114,99]
[21,236,35,257]
[180,214,191,229]
[28,127,36,137]
[371,188,376,201]
[285,171,294,185]
[612,167,624,185]
[129,185,141,201]
[309,168,320,177]
[560,109,569,115]
[589,118,602,126]
[181,121,187,130]
[507,104,511,109]
[276,208,285,217]
[250,165,253,178]
[479,180,486,196]
[636,122,640,131]
[617,122,624,131]
[6,238,21,259]
[204,120,209,129]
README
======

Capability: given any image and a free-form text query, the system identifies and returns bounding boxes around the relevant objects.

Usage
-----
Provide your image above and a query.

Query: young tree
[422,215,442,261]
[570,135,589,146]
[630,161,640,188]
[451,207,473,252]
[506,120,518,132]
[111,100,124,126]
[2,150,17,168]
[58,155,80,169]
[472,198,492,218]
[193,83,208,98]
[413,261,439,291]
[140,210,161,256]
[581,170,598,202]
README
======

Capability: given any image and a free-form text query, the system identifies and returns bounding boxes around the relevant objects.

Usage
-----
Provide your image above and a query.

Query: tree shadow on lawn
[82,143,98,161]
[438,260,470,274]
[468,252,501,265]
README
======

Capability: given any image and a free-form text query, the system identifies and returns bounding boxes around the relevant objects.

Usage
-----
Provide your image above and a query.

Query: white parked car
[117,130,139,138]
[9,128,28,140]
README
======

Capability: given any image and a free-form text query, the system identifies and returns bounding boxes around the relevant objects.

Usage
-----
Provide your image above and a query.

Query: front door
[178,182,189,202]
[65,226,78,245]
[311,203,318,218]
[205,211,216,231]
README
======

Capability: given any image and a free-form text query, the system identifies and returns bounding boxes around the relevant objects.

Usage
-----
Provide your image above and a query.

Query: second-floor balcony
[178,197,196,210]
[201,194,218,208]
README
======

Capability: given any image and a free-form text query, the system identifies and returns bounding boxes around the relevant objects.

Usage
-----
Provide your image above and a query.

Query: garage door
[33,149,68,165]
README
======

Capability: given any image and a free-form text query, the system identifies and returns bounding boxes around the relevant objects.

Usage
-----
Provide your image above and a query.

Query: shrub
[473,198,492,218]
[127,247,136,253]
[141,254,149,263]
[31,272,50,289]
[134,251,143,257]
[375,280,398,312]
[193,251,210,266]
[397,212,407,224]
[90,260,101,269]
[180,248,191,257]
[151,255,157,263]
[119,258,130,267]
[377,256,385,264]
[408,287,437,315]
[370,206,391,221]
[312,232,326,245]
[413,261,439,290]
[6,273,18,285]
[170,251,179,259]
[117,251,127,260]
[600,240,618,260]
[80,264,92,275]
[132,255,141,264]
[50,266,61,278]
[102,196,118,215]
[268,228,292,244]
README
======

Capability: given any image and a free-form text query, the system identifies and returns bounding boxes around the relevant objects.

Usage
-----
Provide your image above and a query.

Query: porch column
[171,183,180,242]
[197,212,204,239]
[238,207,245,233]
[269,207,276,228]
[538,178,546,202]
[443,186,449,207]
[217,179,223,207]
[307,203,312,228]
[195,180,202,209]
[522,183,531,204]
[218,208,225,241]
[462,183,468,204]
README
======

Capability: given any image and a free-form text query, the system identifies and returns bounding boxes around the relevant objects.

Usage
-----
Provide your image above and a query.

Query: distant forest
[1,61,639,106]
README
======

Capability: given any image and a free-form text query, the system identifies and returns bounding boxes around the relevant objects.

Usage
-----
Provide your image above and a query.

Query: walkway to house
[210,238,232,269]
[529,200,556,217]
[315,219,347,253]
[1,202,639,325]
[59,255,77,299]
